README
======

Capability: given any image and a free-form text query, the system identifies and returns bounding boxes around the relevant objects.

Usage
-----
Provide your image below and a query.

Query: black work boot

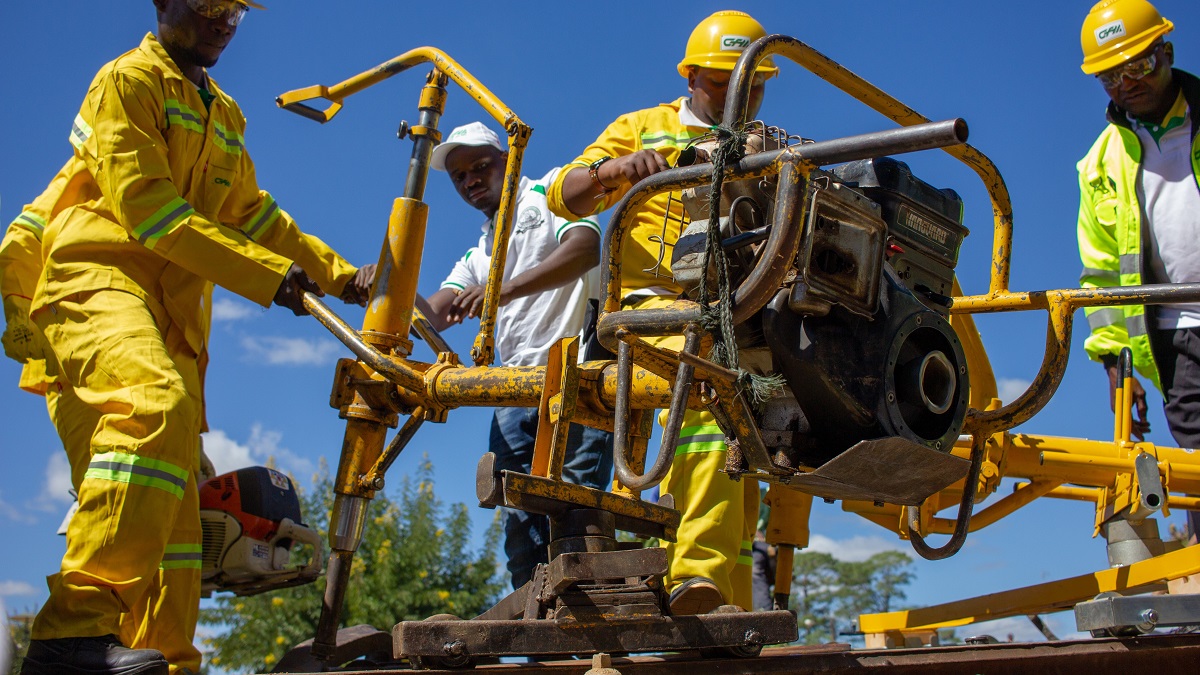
[20,635,169,675]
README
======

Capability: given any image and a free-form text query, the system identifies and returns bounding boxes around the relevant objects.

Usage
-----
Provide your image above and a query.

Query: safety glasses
[185,0,248,27]
[1096,49,1159,88]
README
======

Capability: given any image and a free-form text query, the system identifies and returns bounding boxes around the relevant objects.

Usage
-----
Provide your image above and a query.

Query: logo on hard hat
[1094,19,1127,46]
[720,35,752,51]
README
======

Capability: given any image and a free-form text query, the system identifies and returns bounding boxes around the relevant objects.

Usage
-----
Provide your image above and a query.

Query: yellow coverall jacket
[28,34,356,673]
[547,97,758,609]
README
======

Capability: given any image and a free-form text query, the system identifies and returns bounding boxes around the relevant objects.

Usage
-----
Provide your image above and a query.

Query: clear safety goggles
[186,0,249,26]
[1096,49,1159,88]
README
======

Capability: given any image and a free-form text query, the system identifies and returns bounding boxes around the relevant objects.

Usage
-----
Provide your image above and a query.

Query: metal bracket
[1075,593,1200,635]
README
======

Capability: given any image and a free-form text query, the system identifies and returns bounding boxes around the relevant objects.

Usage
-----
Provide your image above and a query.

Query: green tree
[200,458,504,672]
[786,549,916,645]
[6,611,32,675]
[790,551,840,644]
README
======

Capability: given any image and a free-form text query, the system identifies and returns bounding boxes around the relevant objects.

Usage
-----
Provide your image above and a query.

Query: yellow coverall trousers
[32,289,203,674]
[633,295,759,611]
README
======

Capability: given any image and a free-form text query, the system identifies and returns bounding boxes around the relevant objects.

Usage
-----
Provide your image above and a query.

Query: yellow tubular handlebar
[276,47,520,131]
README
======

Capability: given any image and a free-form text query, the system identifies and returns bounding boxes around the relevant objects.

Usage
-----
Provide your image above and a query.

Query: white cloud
[997,377,1032,404]
[37,453,74,507]
[212,296,258,322]
[807,533,907,562]
[201,424,314,479]
[0,580,36,597]
[240,335,341,366]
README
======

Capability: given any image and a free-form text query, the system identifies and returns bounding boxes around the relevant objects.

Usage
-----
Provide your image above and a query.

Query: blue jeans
[490,406,614,589]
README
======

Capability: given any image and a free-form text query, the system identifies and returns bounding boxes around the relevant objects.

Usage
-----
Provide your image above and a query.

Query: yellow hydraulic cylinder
[363,197,428,354]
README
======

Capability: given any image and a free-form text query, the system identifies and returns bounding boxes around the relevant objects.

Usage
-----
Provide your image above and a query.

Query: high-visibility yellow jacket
[1,160,77,394]
[547,97,709,300]
[34,33,356,358]
[1077,69,1200,392]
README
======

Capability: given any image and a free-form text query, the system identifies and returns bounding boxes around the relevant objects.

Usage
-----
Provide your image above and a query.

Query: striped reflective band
[1119,253,1142,277]
[1087,307,1124,331]
[84,451,189,500]
[212,120,244,156]
[134,197,194,249]
[165,99,204,134]
[161,543,203,570]
[738,540,754,566]
[1080,267,1120,283]
[640,131,701,151]
[69,114,93,150]
[242,195,280,241]
[15,212,47,236]
[674,424,726,455]
[1126,313,1149,338]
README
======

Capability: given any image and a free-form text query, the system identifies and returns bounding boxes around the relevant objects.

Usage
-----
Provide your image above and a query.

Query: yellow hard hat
[1080,0,1173,74]
[677,10,778,79]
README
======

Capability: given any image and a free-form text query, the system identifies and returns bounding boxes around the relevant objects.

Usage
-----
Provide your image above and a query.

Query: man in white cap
[418,122,614,589]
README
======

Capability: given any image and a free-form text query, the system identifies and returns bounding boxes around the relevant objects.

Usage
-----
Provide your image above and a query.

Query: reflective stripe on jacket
[35,34,356,357]
[546,97,708,300]
[1077,69,1200,392]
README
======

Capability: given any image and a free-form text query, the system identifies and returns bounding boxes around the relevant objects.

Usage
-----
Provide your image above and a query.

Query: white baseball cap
[431,122,506,171]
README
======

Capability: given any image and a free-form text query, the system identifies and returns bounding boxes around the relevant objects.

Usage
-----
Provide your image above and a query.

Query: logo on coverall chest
[213,177,231,187]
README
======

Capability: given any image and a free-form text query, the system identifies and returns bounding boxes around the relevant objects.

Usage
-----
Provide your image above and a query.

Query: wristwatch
[589,156,616,195]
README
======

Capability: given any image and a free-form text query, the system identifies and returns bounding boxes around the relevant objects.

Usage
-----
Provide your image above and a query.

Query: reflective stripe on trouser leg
[125,470,202,674]
[32,289,203,674]
[658,408,754,611]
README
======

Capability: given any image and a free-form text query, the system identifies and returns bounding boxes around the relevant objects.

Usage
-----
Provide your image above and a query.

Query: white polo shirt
[1134,94,1200,329]
[441,168,602,366]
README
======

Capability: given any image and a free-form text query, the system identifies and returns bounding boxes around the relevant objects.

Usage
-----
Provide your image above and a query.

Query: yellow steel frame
[279,38,1200,652]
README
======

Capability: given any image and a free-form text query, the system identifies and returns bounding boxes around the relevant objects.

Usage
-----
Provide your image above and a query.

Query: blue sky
[2,0,1199,647]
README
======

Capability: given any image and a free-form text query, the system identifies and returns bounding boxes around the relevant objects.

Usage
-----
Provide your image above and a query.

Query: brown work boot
[668,576,724,615]
[20,635,168,675]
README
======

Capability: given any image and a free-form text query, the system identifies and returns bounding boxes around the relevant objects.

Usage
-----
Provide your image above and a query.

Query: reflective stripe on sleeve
[1126,313,1149,338]
[134,197,195,248]
[1080,266,1120,284]
[14,212,47,236]
[1119,253,1142,277]
[674,424,726,455]
[1086,307,1124,331]
[161,543,203,570]
[69,114,93,150]
[84,451,189,500]
[165,99,205,135]
[243,196,280,241]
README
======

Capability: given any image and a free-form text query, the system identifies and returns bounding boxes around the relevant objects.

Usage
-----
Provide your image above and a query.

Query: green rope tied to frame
[696,122,785,408]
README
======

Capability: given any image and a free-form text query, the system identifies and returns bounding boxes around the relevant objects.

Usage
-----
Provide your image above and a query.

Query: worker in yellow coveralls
[17,2,376,674]
[546,10,776,615]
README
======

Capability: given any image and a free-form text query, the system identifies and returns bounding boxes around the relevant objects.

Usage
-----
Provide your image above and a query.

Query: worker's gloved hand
[340,263,376,307]
[2,295,45,363]
[273,264,324,316]
[1106,362,1151,441]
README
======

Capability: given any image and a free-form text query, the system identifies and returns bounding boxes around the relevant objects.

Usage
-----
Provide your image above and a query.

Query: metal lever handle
[611,327,701,493]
